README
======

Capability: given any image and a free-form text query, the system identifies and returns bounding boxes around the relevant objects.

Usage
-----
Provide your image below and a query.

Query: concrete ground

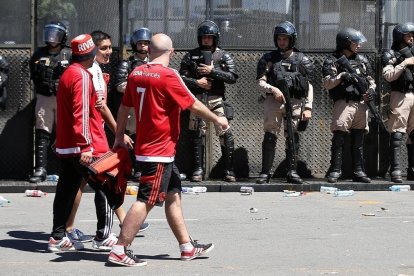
[0,188,413,275]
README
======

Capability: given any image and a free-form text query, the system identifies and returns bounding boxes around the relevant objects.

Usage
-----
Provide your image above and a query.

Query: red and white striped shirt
[56,63,109,157]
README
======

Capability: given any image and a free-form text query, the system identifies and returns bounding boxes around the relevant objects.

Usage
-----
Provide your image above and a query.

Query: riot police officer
[29,21,71,183]
[382,22,414,183]
[179,20,238,182]
[113,27,152,181]
[0,55,9,110]
[323,28,375,183]
[255,21,314,184]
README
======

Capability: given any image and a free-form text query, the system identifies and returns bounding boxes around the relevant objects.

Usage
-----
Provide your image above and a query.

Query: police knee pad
[263,132,277,144]
[391,132,403,147]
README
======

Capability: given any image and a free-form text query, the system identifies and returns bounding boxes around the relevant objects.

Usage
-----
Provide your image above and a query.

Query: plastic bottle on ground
[334,190,355,197]
[389,185,411,192]
[192,186,207,193]
[182,186,207,194]
[320,186,338,194]
[46,175,59,182]
[0,196,11,206]
[283,191,302,197]
[25,190,47,197]
[240,186,254,195]
[182,187,194,194]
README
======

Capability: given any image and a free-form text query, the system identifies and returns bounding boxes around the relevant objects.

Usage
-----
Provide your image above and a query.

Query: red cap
[71,34,96,61]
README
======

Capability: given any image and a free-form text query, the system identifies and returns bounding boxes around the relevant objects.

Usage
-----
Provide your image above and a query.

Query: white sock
[179,242,194,252]
[112,244,125,254]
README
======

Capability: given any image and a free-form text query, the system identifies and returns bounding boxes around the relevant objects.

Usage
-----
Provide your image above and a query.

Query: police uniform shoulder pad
[381,50,396,66]
[256,52,275,79]
[220,52,236,71]
[0,56,9,72]
[113,60,130,86]
[356,53,369,64]
[322,56,337,77]
[298,53,314,76]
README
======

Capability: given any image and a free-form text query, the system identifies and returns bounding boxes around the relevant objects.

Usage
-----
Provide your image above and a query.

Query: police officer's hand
[79,151,93,166]
[197,62,213,76]
[340,72,353,83]
[403,57,414,66]
[197,77,212,90]
[271,87,285,104]
[363,89,375,102]
[123,134,134,149]
[302,109,312,121]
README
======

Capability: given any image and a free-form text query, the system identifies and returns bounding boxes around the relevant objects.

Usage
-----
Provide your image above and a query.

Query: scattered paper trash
[126,186,138,195]
[362,213,376,216]
[250,207,258,213]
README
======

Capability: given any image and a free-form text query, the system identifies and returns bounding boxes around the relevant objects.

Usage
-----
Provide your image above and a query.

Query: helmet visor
[350,31,367,45]
[44,27,65,44]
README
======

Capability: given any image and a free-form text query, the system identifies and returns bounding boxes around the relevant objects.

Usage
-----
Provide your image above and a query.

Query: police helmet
[392,22,414,48]
[273,21,297,49]
[130,28,152,52]
[336,28,367,52]
[43,21,68,45]
[197,20,220,48]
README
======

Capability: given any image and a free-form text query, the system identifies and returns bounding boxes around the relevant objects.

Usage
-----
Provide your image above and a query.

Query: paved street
[0,190,414,275]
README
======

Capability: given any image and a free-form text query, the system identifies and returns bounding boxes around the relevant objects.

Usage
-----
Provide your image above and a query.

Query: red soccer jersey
[56,63,109,157]
[122,62,195,162]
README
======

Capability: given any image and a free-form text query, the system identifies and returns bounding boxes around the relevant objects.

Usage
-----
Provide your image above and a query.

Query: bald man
[107,33,227,267]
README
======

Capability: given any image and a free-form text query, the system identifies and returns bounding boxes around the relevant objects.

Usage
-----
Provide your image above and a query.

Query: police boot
[286,133,302,184]
[29,129,49,183]
[351,129,371,183]
[326,131,346,183]
[220,130,236,182]
[191,136,204,182]
[390,132,403,183]
[406,143,414,180]
[256,132,276,184]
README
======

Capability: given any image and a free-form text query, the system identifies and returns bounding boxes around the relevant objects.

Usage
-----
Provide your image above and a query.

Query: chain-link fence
[0,0,412,179]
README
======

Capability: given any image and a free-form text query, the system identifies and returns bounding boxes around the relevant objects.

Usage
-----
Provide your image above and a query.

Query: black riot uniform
[113,27,152,181]
[179,20,238,182]
[29,21,71,183]
[255,21,314,184]
[382,22,414,183]
[322,28,376,183]
[0,55,9,110]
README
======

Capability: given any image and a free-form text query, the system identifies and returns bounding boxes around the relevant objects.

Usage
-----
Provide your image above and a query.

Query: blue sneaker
[67,228,93,243]
[119,222,150,234]
[139,222,150,233]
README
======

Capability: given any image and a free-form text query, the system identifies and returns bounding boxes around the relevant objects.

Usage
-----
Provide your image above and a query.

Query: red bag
[87,148,132,209]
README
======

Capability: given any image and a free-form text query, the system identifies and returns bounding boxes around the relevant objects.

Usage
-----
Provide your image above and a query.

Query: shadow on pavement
[0,238,47,253]
[7,230,49,241]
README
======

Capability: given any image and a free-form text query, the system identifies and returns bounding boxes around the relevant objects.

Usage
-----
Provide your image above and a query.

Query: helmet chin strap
[278,46,292,55]
[201,45,213,51]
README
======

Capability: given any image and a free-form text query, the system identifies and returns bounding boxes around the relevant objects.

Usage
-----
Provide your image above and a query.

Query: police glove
[340,72,353,83]
[365,88,376,102]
